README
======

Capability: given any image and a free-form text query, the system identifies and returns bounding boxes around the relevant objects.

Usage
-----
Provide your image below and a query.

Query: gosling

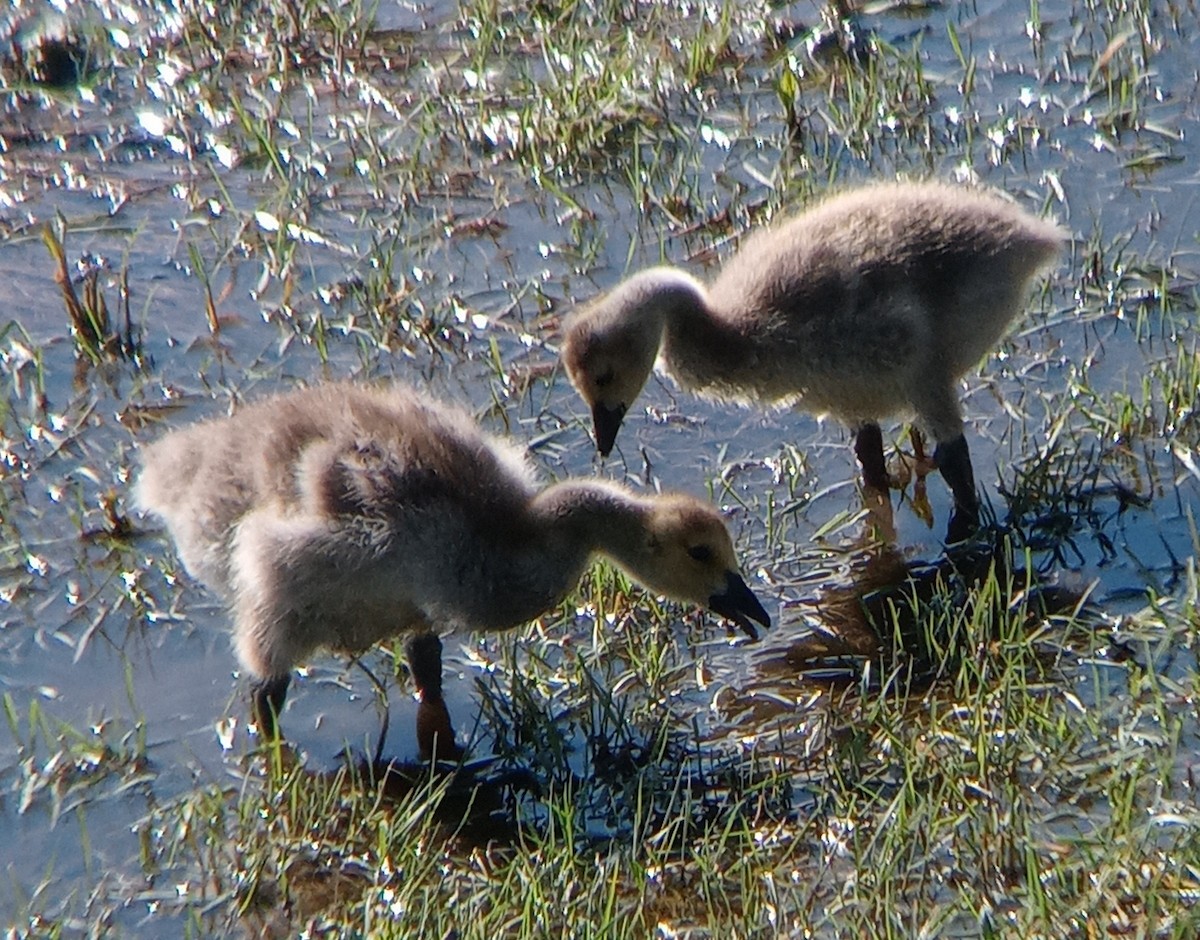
[134,382,770,759]
[561,180,1066,536]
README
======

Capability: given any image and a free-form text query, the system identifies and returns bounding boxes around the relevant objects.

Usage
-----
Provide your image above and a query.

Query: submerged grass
[3,0,1200,935]
[41,219,141,365]
[93,541,1197,936]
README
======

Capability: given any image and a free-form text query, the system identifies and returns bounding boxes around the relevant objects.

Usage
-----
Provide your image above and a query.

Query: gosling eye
[595,368,615,389]
[687,545,713,563]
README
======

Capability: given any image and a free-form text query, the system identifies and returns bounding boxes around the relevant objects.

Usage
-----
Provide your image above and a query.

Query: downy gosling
[561,180,1065,535]
[135,382,770,759]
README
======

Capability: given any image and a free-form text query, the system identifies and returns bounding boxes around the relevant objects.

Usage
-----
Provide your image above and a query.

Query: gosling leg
[404,632,461,761]
[854,423,890,493]
[251,674,291,739]
[933,434,980,541]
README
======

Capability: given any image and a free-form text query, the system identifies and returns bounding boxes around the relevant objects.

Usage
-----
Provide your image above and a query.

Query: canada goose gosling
[135,383,770,759]
[561,181,1066,536]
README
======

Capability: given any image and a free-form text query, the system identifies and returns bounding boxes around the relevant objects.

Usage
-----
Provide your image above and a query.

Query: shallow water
[2,0,1199,931]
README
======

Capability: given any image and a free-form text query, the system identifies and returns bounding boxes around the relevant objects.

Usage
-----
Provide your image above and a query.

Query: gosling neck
[530,480,651,572]
[630,268,754,392]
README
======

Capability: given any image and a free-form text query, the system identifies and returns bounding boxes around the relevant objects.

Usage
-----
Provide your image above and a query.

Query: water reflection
[720,521,1089,742]
[2,0,1199,930]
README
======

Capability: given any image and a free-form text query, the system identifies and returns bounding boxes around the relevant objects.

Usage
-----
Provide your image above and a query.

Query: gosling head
[561,287,664,457]
[628,494,771,639]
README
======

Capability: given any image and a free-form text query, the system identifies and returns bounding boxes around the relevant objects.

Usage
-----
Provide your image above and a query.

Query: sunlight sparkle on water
[136,110,168,139]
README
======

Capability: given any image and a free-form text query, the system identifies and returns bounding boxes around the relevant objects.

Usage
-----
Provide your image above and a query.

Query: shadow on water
[791,532,1082,676]
[220,749,528,929]
[2,0,1200,931]
[720,506,1096,745]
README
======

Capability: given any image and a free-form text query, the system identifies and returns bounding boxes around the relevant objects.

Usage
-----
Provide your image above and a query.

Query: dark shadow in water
[730,520,1092,734]
[3,32,90,89]
[359,754,533,846]
[230,751,536,930]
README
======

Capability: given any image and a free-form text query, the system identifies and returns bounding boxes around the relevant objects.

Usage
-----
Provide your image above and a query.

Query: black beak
[591,402,627,457]
[708,571,771,640]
